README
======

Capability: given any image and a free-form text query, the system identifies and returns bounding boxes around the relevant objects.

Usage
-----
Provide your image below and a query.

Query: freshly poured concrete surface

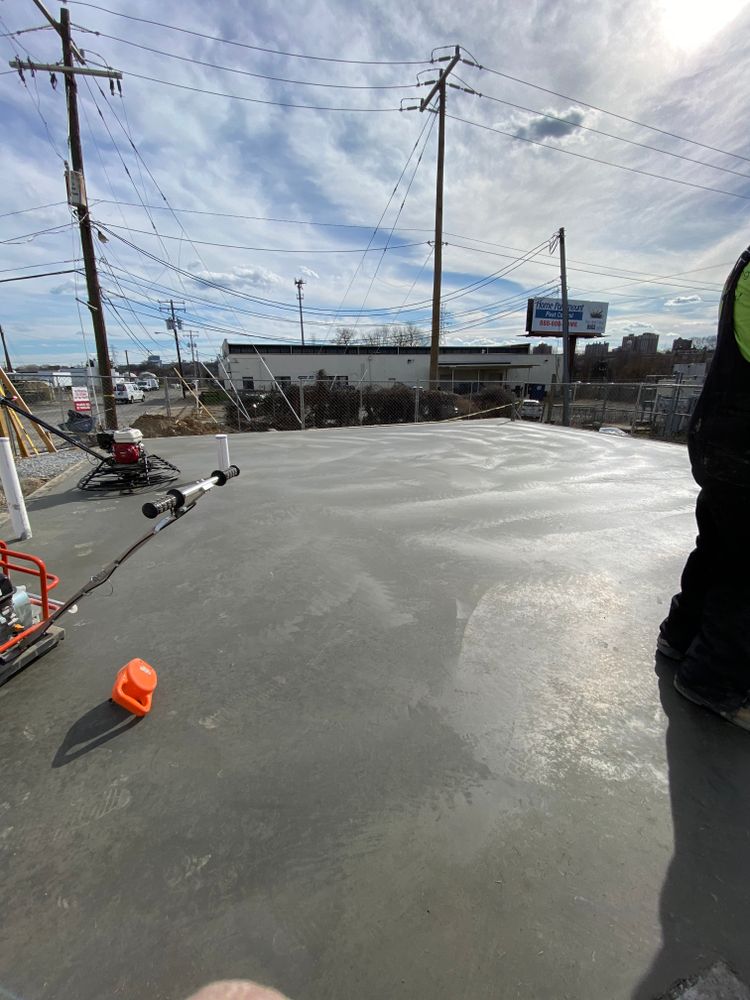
[1,421,749,1000]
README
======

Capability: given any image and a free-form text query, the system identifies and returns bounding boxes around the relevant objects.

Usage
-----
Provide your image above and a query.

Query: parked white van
[114,382,145,404]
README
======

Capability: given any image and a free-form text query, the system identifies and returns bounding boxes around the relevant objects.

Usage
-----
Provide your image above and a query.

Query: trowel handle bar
[142,465,240,519]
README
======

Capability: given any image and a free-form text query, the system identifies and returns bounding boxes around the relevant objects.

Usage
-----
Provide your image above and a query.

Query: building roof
[223,342,532,356]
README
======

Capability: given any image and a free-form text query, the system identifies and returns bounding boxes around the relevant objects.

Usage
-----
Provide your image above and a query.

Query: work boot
[673,675,750,732]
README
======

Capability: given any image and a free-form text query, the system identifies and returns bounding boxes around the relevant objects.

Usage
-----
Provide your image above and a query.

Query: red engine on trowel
[98,427,144,465]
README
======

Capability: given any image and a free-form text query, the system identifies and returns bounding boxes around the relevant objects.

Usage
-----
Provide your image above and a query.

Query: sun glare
[661,0,748,49]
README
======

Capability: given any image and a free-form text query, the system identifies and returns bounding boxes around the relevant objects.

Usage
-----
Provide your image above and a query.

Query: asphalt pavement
[1,420,748,1000]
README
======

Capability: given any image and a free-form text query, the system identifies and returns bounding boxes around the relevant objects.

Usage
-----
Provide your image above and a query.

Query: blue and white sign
[526,298,609,335]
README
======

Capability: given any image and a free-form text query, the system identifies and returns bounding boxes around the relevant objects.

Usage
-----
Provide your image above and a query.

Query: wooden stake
[0,369,56,452]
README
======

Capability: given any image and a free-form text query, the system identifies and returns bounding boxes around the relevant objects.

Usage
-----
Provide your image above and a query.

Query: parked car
[136,378,158,392]
[519,398,543,421]
[114,382,145,404]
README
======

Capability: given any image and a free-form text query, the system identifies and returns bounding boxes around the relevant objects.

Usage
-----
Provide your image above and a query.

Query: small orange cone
[111,658,158,716]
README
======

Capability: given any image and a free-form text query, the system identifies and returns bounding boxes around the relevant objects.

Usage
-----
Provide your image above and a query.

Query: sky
[1,0,750,366]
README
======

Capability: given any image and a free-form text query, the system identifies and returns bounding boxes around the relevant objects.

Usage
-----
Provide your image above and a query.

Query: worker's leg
[660,490,715,653]
[675,485,750,713]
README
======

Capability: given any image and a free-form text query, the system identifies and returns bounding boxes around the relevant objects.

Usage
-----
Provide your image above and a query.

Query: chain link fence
[546,381,701,439]
[6,372,702,441]
[222,379,517,432]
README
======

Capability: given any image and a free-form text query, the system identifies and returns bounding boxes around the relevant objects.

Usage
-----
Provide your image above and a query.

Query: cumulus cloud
[516,106,587,142]
[665,294,703,306]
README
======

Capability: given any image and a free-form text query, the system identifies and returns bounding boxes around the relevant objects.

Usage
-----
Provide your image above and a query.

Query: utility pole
[0,325,13,371]
[420,46,460,386]
[10,10,122,427]
[558,226,571,427]
[161,300,187,397]
[294,278,306,348]
[60,8,117,428]
[124,349,130,375]
[183,331,199,379]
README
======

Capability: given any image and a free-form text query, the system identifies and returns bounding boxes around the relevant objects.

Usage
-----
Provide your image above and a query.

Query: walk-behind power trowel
[0,395,180,493]
[0,465,240,688]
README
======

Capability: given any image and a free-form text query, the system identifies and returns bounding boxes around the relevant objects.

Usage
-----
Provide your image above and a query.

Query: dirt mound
[132,414,223,438]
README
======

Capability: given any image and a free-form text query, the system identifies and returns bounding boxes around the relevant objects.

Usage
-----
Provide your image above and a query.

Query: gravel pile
[15,447,86,484]
[1,446,86,510]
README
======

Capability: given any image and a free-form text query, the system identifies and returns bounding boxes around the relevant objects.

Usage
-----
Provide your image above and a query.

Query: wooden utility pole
[558,226,571,427]
[294,278,306,348]
[60,8,118,429]
[421,46,460,386]
[10,7,122,428]
[169,299,187,396]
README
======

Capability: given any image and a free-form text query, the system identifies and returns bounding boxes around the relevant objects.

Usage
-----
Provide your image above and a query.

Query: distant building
[220,341,562,392]
[532,343,553,355]
[621,332,659,353]
[672,338,693,352]
[584,341,609,358]
[146,354,163,366]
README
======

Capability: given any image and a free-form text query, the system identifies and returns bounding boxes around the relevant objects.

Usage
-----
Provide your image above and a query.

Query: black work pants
[663,485,750,703]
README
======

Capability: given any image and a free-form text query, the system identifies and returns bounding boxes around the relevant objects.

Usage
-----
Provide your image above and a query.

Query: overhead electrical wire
[68,3,427,65]
[473,91,750,182]
[0,201,68,219]
[118,71,403,113]
[466,60,750,165]
[349,111,437,327]
[93,221,430,254]
[75,29,414,90]
[89,199,728,288]
[447,114,750,203]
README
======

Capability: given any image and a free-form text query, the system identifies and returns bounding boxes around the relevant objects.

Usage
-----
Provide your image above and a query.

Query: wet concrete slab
[1,420,749,1000]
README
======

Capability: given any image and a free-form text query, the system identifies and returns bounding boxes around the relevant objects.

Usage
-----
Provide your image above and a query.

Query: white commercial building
[220,342,562,394]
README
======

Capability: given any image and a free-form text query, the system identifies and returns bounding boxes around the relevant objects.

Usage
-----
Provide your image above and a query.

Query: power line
[94,221,429,253]
[89,198,729,286]
[0,268,79,283]
[0,258,80,273]
[350,112,437,326]
[326,114,436,328]
[447,113,750,202]
[67,3,427,65]
[75,29,413,89]
[0,201,68,219]
[122,71,403,112]
[0,222,71,244]
[466,61,750,165]
[445,237,727,292]
[474,91,750,182]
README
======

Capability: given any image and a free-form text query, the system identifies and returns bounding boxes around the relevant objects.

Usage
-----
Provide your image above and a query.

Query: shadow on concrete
[52,700,142,768]
[632,657,750,998]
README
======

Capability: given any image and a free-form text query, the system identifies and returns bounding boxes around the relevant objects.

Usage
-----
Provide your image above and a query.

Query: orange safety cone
[111,658,158,716]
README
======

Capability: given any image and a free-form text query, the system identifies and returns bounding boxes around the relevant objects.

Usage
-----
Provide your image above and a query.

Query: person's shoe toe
[673,675,750,732]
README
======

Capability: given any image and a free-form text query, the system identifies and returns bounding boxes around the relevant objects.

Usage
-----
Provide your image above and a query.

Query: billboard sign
[71,386,91,413]
[526,298,609,335]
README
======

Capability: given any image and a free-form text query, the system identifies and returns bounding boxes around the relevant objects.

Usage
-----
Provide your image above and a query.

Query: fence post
[359,385,364,425]
[0,437,31,540]
[165,378,172,418]
[630,383,643,435]
[299,383,306,430]
[413,383,420,423]
[600,382,610,425]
